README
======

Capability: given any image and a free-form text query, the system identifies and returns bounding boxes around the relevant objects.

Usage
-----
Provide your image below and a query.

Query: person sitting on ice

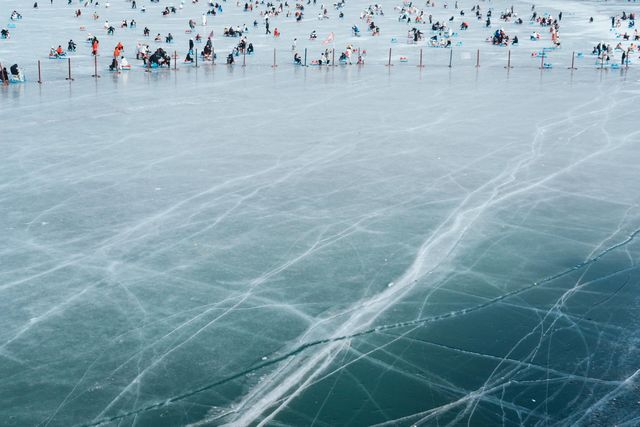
[10,64,23,81]
[202,44,212,60]
[1,29,9,39]
[247,43,254,54]
[68,39,77,51]
[352,25,360,36]
[120,56,129,69]
[107,26,115,35]
[512,35,519,45]
[309,30,317,39]
[109,57,118,71]
[155,33,162,41]
[166,33,173,43]
[294,52,302,64]
[11,11,22,20]
[56,45,65,56]
[339,52,347,62]
[460,21,468,30]
[226,53,234,64]
[140,44,150,59]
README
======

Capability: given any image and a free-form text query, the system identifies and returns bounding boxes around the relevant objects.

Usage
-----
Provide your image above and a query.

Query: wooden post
[38,60,43,83]
[242,49,246,67]
[417,48,425,68]
[568,51,577,70]
[448,48,453,68]
[475,49,480,67]
[272,48,277,68]
[92,55,100,78]
[174,50,177,70]
[386,47,392,66]
[195,48,198,67]
[65,57,74,80]
[539,52,545,69]
[601,55,605,70]
[505,49,513,69]
[304,47,307,66]
[332,48,335,66]
[212,47,215,65]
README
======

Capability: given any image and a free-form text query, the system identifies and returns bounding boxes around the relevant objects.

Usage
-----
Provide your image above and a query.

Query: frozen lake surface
[2,0,640,426]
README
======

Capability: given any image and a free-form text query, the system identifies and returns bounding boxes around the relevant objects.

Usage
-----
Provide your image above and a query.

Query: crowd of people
[1,1,640,85]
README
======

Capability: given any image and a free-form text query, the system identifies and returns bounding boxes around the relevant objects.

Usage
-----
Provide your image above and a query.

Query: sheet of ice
[1,0,640,426]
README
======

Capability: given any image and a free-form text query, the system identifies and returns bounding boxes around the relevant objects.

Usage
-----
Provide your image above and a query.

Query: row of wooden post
[19,50,631,85]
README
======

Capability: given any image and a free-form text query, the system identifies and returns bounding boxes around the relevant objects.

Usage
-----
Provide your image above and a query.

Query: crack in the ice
[77,227,640,427]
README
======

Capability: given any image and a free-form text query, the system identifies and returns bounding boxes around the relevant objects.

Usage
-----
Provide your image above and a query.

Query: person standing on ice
[202,13,207,26]
[113,44,122,62]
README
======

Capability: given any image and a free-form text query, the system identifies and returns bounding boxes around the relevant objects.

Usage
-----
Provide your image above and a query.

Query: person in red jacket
[92,39,99,55]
